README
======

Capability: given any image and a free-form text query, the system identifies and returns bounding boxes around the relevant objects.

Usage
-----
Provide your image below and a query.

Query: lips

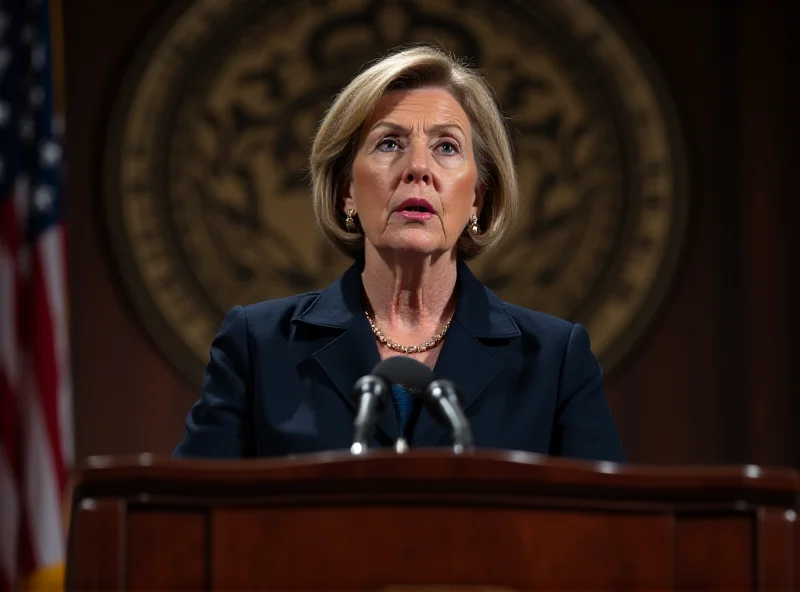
[395,198,434,214]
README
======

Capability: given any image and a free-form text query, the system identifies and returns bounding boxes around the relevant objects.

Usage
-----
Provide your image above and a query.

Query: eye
[377,137,401,152]
[436,141,460,156]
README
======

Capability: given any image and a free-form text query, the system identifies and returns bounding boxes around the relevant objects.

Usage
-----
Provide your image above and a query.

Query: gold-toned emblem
[105,0,687,381]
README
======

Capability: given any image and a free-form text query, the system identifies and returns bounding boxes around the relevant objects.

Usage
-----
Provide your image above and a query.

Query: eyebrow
[369,121,467,138]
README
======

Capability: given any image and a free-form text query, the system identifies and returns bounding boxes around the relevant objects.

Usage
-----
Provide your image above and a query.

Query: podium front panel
[210,506,673,590]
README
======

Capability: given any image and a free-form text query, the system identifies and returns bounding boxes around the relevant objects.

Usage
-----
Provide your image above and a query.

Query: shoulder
[494,298,595,365]
[242,290,323,318]
[457,261,578,346]
[499,300,599,387]
[500,300,577,342]
[234,290,324,333]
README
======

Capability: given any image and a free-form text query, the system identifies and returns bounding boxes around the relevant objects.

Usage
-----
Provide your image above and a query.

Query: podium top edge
[71,449,800,497]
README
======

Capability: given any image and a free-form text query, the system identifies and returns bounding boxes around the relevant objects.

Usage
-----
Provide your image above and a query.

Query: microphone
[372,355,435,393]
[425,379,474,454]
[371,356,435,453]
[371,356,474,454]
[351,357,432,456]
[350,374,390,456]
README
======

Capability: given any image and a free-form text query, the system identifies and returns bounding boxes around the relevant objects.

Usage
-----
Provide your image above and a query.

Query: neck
[361,245,458,333]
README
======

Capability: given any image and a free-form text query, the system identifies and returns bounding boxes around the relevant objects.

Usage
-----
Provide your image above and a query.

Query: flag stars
[39,141,61,167]
[34,185,55,212]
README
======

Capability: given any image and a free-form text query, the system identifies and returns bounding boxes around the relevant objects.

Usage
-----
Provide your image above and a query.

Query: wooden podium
[66,451,799,591]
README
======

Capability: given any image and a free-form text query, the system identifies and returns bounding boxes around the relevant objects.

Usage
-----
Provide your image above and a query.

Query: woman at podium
[174,46,625,463]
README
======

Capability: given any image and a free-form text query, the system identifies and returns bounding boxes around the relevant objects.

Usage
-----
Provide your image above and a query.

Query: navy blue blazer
[174,259,625,462]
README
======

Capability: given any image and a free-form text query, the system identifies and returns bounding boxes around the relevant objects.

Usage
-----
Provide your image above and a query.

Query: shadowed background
[60,0,797,468]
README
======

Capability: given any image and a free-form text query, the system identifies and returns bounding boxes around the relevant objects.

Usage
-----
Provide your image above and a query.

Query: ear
[471,182,486,219]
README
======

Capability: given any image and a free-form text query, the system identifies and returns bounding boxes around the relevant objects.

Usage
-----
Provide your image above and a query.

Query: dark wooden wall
[62,0,797,467]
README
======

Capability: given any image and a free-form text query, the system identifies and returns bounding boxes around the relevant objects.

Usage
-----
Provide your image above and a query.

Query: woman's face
[343,87,484,258]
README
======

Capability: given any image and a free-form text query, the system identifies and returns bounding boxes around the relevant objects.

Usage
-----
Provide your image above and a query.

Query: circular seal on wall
[105,0,688,382]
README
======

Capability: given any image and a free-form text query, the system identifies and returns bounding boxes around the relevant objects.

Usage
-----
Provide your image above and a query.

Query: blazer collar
[293,258,521,340]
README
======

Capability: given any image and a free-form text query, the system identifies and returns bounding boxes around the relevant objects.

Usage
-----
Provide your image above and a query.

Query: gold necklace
[365,311,452,354]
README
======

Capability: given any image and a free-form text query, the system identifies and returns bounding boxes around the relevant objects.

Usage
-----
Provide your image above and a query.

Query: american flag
[0,1,72,591]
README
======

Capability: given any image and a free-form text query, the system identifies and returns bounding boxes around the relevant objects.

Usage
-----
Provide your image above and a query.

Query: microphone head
[372,356,435,393]
[427,378,461,402]
[352,374,390,404]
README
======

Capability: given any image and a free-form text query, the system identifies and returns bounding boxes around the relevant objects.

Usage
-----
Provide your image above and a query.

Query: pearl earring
[469,214,480,235]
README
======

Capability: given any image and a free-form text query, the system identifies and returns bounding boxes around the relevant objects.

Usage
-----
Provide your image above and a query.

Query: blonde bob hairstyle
[310,45,519,260]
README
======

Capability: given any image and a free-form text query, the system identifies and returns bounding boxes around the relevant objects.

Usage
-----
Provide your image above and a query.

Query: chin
[384,237,442,256]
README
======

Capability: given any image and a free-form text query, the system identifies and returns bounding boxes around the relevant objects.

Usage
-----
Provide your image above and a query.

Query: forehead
[365,87,471,132]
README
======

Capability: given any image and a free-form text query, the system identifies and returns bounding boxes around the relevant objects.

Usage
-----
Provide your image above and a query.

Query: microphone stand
[425,379,474,454]
[349,375,390,456]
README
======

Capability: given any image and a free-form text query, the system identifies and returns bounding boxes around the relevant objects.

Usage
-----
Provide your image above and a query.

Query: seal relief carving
[105,0,687,381]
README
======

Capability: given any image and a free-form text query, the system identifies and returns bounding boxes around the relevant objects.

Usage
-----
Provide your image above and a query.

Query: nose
[403,142,432,185]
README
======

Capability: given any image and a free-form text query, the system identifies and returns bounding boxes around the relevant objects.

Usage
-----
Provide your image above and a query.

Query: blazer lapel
[292,260,401,446]
[412,261,520,447]
[311,321,402,445]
